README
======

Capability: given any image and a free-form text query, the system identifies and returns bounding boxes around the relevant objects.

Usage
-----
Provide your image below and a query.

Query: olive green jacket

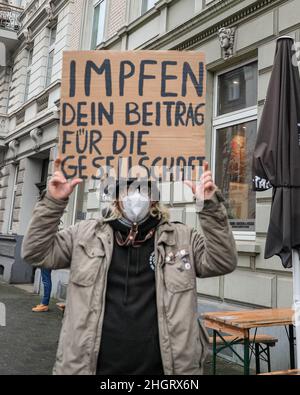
[21,190,237,375]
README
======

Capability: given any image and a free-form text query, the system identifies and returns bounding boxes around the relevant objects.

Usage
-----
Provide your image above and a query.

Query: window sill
[235,240,261,256]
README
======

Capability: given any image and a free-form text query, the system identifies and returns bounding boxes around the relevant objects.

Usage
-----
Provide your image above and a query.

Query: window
[218,63,257,115]
[91,0,107,49]
[141,0,156,15]
[45,26,56,87]
[35,158,49,196]
[213,61,258,238]
[8,164,19,233]
[73,180,88,223]
[71,179,102,225]
[24,49,33,102]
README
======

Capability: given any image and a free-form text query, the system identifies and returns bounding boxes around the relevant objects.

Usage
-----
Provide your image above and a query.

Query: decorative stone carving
[8,139,19,159]
[30,128,43,151]
[0,4,22,32]
[45,0,55,22]
[218,27,236,59]
[5,59,12,76]
[23,27,33,48]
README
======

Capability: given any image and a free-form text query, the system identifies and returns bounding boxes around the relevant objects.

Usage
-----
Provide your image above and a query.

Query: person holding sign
[21,158,237,375]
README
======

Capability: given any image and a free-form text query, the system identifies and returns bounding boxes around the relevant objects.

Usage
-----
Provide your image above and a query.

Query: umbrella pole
[292,249,300,368]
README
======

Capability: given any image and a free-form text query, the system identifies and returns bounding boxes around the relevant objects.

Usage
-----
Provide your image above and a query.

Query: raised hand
[185,161,217,201]
[48,158,82,201]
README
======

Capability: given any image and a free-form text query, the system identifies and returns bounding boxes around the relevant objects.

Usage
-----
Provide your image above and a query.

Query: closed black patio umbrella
[253,36,300,267]
[252,36,300,368]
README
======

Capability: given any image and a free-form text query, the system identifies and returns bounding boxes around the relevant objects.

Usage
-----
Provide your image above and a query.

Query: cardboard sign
[59,51,206,180]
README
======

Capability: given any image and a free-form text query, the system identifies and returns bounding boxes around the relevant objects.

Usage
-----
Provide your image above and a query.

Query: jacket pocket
[164,277,194,293]
[70,241,105,286]
[164,247,195,293]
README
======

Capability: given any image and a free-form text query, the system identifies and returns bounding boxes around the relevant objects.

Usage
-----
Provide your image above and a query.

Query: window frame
[71,184,79,225]
[24,48,33,102]
[71,180,90,225]
[8,164,19,234]
[212,59,258,241]
[45,25,57,88]
[91,0,107,49]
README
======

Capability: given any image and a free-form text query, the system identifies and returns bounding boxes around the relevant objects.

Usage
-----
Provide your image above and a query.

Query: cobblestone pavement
[0,281,244,375]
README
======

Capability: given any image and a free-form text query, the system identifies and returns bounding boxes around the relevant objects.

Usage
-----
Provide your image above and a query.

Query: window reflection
[215,121,257,231]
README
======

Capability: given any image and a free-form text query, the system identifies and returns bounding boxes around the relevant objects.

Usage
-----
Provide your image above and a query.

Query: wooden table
[260,368,300,375]
[202,308,295,375]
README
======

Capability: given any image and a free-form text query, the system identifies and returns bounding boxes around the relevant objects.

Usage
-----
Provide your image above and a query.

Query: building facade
[0,0,84,283]
[1,0,299,371]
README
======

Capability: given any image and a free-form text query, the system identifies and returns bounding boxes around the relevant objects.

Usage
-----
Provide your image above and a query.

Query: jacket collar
[93,217,176,268]
[156,221,176,246]
[95,219,112,240]
[94,217,176,246]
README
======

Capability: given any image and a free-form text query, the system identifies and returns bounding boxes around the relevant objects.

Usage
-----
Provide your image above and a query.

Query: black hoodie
[96,215,164,375]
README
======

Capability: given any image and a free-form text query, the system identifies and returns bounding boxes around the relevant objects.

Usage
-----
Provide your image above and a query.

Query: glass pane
[74,181,89,223]
[142,0,156,14]
[91,3,100,49]
[45,50,54,87]
[215,120,257,231]
[14,164,19,191]
[24,71,31,101]
[41,158,49,184]
[218,62,257,115]
[8,191,17,232]
[61,191,76,227]
[96,0,106,45]
[49,26,57,47]
[91,0,106,48]
[27,49,33,66]
[9,164,19,232]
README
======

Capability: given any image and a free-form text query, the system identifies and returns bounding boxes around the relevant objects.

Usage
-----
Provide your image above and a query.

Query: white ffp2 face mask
[121,190,150,223]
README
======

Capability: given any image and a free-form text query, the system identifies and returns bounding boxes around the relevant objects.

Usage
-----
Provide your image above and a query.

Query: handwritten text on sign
[59,51,206,180]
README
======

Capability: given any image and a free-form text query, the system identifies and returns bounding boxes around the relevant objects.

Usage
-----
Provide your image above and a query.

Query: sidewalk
[0,281,244,375]
[0,281,62,375]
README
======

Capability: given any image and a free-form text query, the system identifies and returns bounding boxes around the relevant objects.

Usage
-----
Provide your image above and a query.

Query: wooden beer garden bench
[208,333,278,374]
